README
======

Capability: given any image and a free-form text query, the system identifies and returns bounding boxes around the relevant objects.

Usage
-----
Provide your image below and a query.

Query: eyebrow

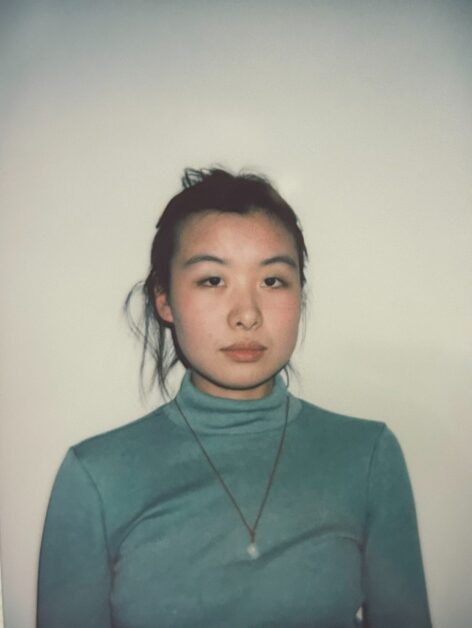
[183,254,227,267]
[183,254,298,269]
[260,255,298,269]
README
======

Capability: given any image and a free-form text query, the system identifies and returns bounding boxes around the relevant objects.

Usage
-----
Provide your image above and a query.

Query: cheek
[273,300,302,345]
[269,295,302,324]
[171,298,221,344]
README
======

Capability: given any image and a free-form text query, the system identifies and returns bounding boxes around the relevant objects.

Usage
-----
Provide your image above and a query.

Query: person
[37,168,432,627]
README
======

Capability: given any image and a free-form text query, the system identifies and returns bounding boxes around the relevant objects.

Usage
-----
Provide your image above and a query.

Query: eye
[199,276,224,287]
[263,276,286,288]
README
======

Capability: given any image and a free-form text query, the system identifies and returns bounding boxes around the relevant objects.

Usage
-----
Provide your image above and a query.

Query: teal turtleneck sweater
[37,372,431,627]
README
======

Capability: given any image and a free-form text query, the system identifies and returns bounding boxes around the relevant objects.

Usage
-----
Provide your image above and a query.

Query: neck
[190,371,274,400]
[164,370,303,435]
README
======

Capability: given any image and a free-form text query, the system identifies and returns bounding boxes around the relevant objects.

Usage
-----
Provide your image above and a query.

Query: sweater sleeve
[363,426,432,628]
[37,448,113,628]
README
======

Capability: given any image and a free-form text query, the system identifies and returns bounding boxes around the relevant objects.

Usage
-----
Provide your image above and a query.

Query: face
[155,211,302,399]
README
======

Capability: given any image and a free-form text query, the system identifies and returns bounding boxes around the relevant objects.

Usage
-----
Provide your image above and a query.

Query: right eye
[199,276,224,287]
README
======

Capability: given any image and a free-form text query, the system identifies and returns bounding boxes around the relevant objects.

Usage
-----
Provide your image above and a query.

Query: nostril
[235,316,260,330]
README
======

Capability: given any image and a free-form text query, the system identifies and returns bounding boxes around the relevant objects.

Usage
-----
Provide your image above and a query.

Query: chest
[109,433,367,627]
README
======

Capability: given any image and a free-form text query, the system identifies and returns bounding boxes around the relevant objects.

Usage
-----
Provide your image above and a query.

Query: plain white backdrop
[1,1,471,626]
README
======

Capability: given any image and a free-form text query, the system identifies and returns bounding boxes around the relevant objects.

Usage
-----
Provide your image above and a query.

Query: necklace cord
[173,395,290,543]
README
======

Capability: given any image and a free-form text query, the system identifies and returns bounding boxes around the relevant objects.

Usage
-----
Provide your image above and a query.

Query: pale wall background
[1,1,471,627]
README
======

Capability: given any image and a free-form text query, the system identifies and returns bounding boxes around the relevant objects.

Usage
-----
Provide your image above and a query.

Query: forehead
[174,210,297,258]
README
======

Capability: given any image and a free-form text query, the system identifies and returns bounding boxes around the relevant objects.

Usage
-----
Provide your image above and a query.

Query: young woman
[37,168,432,627]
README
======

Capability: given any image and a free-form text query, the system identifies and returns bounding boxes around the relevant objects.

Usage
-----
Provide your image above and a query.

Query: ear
[154,290,174,324]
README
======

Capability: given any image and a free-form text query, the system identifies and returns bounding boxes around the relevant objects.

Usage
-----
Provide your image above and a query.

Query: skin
[155,210,302,400]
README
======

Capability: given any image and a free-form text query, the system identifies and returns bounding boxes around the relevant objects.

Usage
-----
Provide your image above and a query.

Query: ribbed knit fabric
[37,372,431,627]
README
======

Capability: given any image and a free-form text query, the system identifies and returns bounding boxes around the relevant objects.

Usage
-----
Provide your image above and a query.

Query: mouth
[221,342,267,363]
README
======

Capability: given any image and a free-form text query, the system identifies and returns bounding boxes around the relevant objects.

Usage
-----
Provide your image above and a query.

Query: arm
[363,426,432,628]
[37,448,113,628]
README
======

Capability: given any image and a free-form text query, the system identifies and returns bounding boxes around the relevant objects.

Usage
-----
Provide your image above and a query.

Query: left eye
[200,276,223,287]
[263,277,284,288]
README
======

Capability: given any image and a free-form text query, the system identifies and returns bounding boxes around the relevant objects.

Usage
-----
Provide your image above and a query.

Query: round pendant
[247,542,259,559]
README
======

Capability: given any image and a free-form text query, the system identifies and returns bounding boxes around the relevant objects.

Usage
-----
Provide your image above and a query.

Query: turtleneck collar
[165,370,302,435]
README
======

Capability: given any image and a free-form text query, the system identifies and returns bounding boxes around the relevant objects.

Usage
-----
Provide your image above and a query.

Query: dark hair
[125,167,308,397]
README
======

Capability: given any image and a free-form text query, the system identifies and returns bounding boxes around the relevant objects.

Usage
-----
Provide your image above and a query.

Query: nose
[228,289,262,331]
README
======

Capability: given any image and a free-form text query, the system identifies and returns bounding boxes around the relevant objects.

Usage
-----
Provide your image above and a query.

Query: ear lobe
[154,291,174,324]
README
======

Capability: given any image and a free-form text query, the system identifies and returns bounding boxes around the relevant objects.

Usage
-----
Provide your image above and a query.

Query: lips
[221,342,267,363]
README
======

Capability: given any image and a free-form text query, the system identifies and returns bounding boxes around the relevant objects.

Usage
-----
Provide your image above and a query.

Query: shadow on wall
[0,568,3,628]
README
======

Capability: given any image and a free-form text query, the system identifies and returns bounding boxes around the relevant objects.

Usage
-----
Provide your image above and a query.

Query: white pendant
[247,542,259,559]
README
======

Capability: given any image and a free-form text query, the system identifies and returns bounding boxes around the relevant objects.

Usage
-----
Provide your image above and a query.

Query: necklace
[173,394,290,560]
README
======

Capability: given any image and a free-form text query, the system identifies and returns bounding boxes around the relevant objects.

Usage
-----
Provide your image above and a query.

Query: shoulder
[297,397,387,441]
[70,401,176,473]
[293,397,406,468]
[295,399,414,503]
[297,398,410,476]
